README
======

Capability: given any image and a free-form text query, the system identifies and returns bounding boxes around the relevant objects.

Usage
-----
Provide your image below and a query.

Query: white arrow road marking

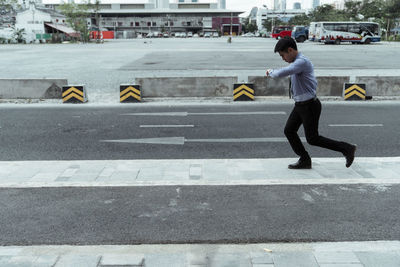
[329,124,383,127]
[100,137,305,145]
[140,125,195,128]
[121,111,286,116]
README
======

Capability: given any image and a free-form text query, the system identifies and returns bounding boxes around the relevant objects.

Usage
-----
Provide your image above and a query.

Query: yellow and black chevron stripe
[62,86,87,103]
[233,83,254,101]
[120,85,141,103]
[344,83,366,100]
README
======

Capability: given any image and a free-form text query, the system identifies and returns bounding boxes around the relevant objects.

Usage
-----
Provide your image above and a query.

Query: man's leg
[300,99,357,167]
[284,107,311,169]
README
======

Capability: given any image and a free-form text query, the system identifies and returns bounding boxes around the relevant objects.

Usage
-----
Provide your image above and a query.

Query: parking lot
[1,37,400,102]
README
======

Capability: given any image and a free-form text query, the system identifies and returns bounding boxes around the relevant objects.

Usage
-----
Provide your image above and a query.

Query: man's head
[274,37,298,63]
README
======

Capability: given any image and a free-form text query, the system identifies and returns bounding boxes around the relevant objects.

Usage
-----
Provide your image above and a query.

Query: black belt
[295,97,317,106]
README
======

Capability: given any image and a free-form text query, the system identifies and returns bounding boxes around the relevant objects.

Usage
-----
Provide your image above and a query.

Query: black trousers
[284,98,349,158]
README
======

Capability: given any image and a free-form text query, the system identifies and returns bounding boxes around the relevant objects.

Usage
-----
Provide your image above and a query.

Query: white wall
[15,7,52,42]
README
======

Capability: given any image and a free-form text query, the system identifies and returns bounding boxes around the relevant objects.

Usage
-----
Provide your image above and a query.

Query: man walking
[266,38,357,169]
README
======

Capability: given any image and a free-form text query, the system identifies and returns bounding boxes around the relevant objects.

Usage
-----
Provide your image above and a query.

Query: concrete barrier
[248,76,290,96]
[249,76,350,97]
[135,77,237,97]
[356,76,400,96]
[0,79,67,99]
[316,76,349,96]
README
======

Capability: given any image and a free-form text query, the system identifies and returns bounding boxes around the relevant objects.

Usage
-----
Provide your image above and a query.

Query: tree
[344,0,362,20]
[13,28,25,43]
[262,18,285,32]
[59,2,91,42]
[288,14,310,26]
[309,4,347,22]
[242,17,258,33]
[0,0,18,13]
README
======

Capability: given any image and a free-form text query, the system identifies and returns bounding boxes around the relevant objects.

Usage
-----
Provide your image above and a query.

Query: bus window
[334,24,348,32]
[348,24,361,34]
[363,23,379,35]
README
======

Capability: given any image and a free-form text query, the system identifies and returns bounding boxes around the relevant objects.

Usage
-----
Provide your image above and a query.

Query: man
[266,38,357,169]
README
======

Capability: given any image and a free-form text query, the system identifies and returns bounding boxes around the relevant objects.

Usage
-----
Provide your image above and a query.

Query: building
[312,0,320,9]
[293,2,301,9]
[42,0,243,38]
[15,1,77,43]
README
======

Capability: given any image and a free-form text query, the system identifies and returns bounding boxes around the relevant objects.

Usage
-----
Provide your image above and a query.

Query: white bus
[308,22,317,41]
[315,21,381,44]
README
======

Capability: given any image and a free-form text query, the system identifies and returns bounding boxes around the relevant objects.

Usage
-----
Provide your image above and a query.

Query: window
[118,22,123,26]
[348,24,360,34]
[147,22,151,26]
[135,22,140,27]
[334,24,347,32]
[152,22,156,26]
[323,23,335,31]
[131,22,134,27]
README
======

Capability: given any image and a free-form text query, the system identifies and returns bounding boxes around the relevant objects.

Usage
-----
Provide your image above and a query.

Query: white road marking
[329,124,383,127]
[121,111,286,116]
[121,112,188,116]
[140,125,195,128]
[100,137,304,145]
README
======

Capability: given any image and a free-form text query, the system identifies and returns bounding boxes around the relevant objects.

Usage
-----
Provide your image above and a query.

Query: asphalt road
[0,102,398,160]
[1,184,399,245]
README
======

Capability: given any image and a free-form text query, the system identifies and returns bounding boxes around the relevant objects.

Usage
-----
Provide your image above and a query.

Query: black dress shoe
[344,144,357,168]
[288,158,312,169]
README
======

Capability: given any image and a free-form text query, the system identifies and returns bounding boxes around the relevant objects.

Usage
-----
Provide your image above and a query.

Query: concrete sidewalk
[0,157,399,187]
[1,242,400,266]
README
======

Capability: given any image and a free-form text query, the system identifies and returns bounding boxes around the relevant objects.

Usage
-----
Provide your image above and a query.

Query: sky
[226,0,335,13]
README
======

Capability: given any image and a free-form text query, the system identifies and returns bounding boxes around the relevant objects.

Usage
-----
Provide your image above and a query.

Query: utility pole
[230,12,233,36]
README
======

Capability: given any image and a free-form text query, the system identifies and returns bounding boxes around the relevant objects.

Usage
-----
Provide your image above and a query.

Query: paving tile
[33,255,59,267]
[319,264,364,267]
[186,253,208,265]
[208,253,251,267]
[0,247,23,256]
[144,254,186,267]
[100,254,144,266]
[250,252,274,264]
[314,251,361,264]
[273,252,319,267]
[0,255,58,267]
[54,255,100,267]
[356,251,400,267]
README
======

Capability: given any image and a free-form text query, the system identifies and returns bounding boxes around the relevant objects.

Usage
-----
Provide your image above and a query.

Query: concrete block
[317,76,350,96]
[355,76,400,96]
[135,77,237,97]
[0,79,67,99]
[249,76,289,96]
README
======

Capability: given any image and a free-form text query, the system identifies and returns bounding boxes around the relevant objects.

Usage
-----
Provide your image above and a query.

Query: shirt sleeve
[269,58,305,78]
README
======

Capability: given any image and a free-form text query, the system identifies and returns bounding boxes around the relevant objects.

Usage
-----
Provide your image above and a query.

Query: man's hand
[266,69,273,76]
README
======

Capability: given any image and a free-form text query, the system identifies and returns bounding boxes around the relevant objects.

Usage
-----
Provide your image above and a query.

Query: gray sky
[226,0,335,13]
